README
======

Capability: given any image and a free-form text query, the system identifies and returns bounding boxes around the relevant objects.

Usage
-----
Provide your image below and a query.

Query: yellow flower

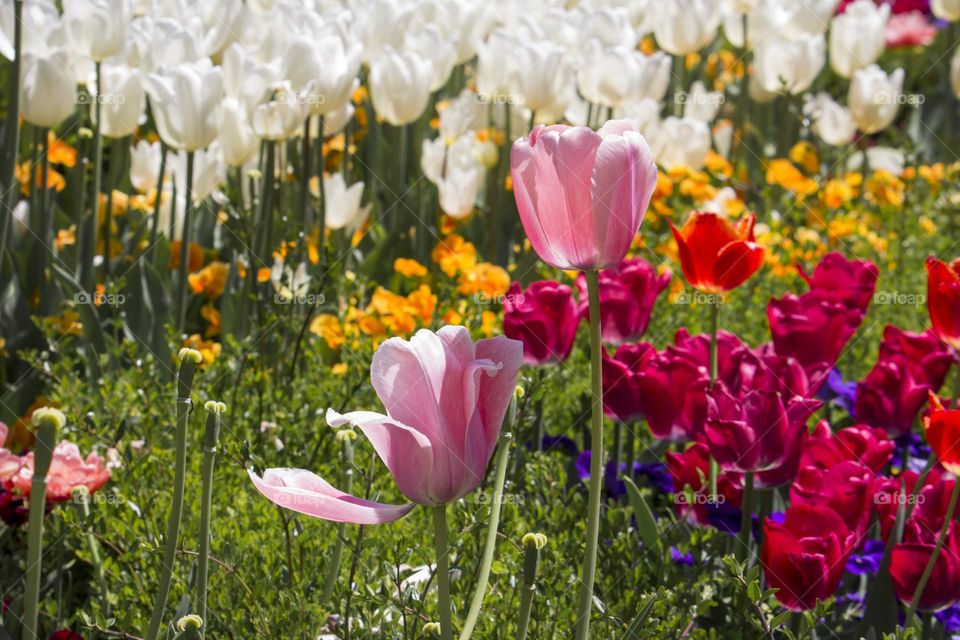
[432,234,477,277]
[188,261,229,299]
[457,262,510,300]
[823,178,856,209]
[704,150,732,177]
[865,171,904,207]
[394,257,428,278]
[170,241,205,272]
[182,334,221,366]
[55,226,76,250]
[480,310,497,337]
[310,313,346,349]
[766,159,817,198]
[44,310,83,336]
[331,363,348,376]
[47,133,77,167]
[201,304,221,337]
[788,142,819,174]
[919,163,945,188]
[920,216,936,235]
[17,161,65,195]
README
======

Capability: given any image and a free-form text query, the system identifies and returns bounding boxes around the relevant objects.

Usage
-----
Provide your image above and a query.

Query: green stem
[148,143,167,265]
[197,406,221,631]
[906,478,960,628]
[737,471,754,562]
[574,269,604,640]
[0,0,23,270]
[321,435,354,604]
[459,432,513,640]
[432,505,454,640]
[145,354,199,640]
[516,538,543,640]
[708,297,720,499]
[76,490,110,618]
[175,150,195,333]
[316,116,326,245]
[22,419,56,640]
[299,116,313,236]
[81,61,103,293]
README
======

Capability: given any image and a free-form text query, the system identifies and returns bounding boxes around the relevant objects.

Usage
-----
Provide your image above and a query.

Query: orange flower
[182,335,221,366]
[188,261,229,299]
[924,391,960,475]
[457,262,510,300]
[394,257,428,278]
[169,241,204,272]
[670,211,764,293]
[201,304,221,337]
[310,314,345,349]
[432,234,477,277]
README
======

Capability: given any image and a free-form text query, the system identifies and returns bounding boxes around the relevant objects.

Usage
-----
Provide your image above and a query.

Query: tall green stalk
[0,0,23,270]
[147,143,167,265]
[175,151,196,333]
[574,269,603,640]
[80,62,103,293]
[432,505,453,640]
[22,410,62,640]
[145,349,201,640]
[197,401,223,630]
[516,533,546,640]
[459,427,514,640]
[905,478,960,628]
[299,117,313,236]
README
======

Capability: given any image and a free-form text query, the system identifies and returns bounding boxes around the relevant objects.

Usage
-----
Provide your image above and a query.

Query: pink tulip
[250,326,523,524]
[0,423,21,482]
[510,120,657,271]
[576,258,671,345]
[10,441,111,502]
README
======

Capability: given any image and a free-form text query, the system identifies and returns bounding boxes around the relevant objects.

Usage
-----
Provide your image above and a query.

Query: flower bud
[335,428,358,443]
[178,348,203,364]
[203,401,227,415]
[423,622,442,636]
[31,407,66,433]
[522,532,548,550]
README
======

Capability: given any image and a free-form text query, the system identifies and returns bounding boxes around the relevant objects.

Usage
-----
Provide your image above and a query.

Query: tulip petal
[249,468,415,524]
[512,135,568,269]
[713,240,765,291]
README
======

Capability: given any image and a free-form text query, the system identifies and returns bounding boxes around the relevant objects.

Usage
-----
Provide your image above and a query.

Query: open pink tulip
[250,326,523,525]
[510,120,657,271]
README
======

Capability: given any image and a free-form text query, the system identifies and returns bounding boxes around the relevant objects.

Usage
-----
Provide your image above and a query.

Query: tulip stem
[197,405,221,631]
[736,471,754,562]
[145,354,199,640]
[574,269,604,640]
[708,296,720,499]
[148,142,167,265]
[516,536,543,640]
[22,419,57,640]
[0,0,22,270]
[175,150,195,333]
[432,505,454,640]
[82,61,103,293]
[906,478,960,628]
[299,117,313,236]
[459,432,513,640]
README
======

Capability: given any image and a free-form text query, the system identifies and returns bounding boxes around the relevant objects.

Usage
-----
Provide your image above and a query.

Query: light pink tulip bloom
[0,423,22,482]
[10,441,111,502]
[510,119,657,271]
[250,326,523,525]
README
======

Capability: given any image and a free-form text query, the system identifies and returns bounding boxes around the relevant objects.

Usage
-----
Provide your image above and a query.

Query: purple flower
[670,547,695,566]
[846,539,886,575]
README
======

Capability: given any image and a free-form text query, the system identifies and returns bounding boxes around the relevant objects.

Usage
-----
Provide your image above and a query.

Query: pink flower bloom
[0,423,22,483]
[510,120,657,271]
[800,421,895,473]
[601,342,657,423]
[886,11,938,48]
[790,460,876,540]
[502,280,581,365]
[250,326,523,524]
[797,252,879,314]
[576,258,671,345]
[11,441,111,502]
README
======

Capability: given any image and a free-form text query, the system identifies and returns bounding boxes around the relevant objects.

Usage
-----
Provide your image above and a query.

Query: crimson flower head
[891,519,960,612]
[762,504,854,611]
[790,460,876,540]
[601,343,657,423]
[924,391,960,475]
[511,120,657,271]
[502,280,581,366]
[800,422,894,473]
[797,251,879,313]
[670,212,764,293]
[576,257,671,345]
[926,256,960,350]
[666,441,743,526]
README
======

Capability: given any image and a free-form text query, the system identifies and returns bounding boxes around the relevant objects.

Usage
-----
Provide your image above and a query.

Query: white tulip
[221,43,277,117]
[437,90,485,142]
[848,146,905,175]
[785,0,841,37]
[804,93,857,146]
[61,0,130,61]
[144,60,223,151]
[126,16,203,75]
[321,99,356,137]
[219,97,259,167]
[357,0,414,63]
[271,259,310,301]
[682,80,723,123]
[422,134,485,219]
[848,65,904,134]
[754,33,825,95]
[829,1,889,78]
[617,98,662,141]
[933,0,960,21]
[252,83,306,142]
[0,0,59,61]
[406,25,457,92]
[722,1,794,49]
[282,34,361,115]
[21,50,77,128]
[652,0,722,56]
[323,173,370,232]
[90,63,144,138]
[129,139,161,194]
[727,0,759,13]
[578,45,671,108]
[952,47,960,98]
[175,145,224,203]
[580,7,639,49]
[476,29,523,104]
[513,41,575,121]
[648,116,711,170]
[417,0,489,64]
[369,47,432,126]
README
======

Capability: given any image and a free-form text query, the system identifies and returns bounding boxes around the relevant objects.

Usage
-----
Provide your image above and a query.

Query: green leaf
[623,477,659,550]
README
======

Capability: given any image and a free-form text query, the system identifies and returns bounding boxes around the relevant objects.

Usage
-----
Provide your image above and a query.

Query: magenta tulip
[510,120,657,271]
[601,342,657,423]
[797,252,879,313]
[576,258,671,344]
[250,326,523,524]
[502,280,581,365]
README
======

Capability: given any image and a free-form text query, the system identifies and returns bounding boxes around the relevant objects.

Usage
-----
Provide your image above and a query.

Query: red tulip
[879,326,955,391]
[576,258,671,345]
[666,441,742,526]
[891,522,960,611]
[925,391,960,475]
[670,212,764,293]
[854,355,934,437]
[874,470,949,541]
[800,421,894,473]
[762,504,854,611]
[601,343,656,423]
[797,251,878,313]
[511,121,657,271]
[790,460,876,540]
[705,385,820,474]
[927,256,960,350]
[502,280,582,366]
